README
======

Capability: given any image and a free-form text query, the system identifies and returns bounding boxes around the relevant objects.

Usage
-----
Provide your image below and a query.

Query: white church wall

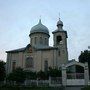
[34,51,42,71]
[41,50,54,70]
[34,49,55,71]
[18,52,24,68]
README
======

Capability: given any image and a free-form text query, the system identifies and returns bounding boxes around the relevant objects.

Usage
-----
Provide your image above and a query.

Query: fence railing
[50,77,62,84]
[67,73,84,79]
[25,77,62,86]
[25,80,49,86]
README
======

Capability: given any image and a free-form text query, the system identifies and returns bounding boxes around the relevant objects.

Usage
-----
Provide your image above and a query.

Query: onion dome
[30,19,49,36]
[57,18,63,27]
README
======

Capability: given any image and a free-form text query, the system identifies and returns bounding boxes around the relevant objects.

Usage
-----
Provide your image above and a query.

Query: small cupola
[57,18,63,30]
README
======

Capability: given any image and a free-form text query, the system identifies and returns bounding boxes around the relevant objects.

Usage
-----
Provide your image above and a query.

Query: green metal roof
[30,19,49,36]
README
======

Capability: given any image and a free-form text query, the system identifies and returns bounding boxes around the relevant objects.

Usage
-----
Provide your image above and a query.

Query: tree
[0,60,6,82]
[79,50,90,75]
[37,70,48,80]
[37,67,62,80]
[25,71,37,80]
[7,67,26,84]
[48,67,61,77]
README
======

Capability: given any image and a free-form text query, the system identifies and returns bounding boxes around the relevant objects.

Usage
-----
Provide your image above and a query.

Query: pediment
[25,44,35,53]
[66,60,85,68]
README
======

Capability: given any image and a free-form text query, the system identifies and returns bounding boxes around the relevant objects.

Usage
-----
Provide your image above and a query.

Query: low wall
[67,79,85,86]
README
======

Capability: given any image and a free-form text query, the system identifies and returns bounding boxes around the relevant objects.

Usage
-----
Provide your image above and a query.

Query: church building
[6,17,90,86]
[6,18,68,74]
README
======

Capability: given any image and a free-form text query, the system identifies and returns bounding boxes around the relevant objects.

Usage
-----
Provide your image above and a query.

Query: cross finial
[39,15,42,24]
[59,12,60,20]
[40,15,41,20]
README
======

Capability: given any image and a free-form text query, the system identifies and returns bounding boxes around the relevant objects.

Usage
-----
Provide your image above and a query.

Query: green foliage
[0,60,6,81]
[48,67,61,77]
[81,86,90,90]
[37,68,61,80]
[6,67,62,84]
[79,50,90,63]
[76,65,84,73]
[37,70,49,80]
[7,67,26,84]
[25,71,37,80]
[79,50,90,75]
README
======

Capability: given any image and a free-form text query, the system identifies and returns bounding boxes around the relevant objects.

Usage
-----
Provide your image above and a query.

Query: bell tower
[52,18,68,66]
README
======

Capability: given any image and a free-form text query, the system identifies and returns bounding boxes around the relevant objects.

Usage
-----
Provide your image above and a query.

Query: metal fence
[24,77,62,86]
[50,77,62,84]
[67,73,84,79]
[25,80,49,86]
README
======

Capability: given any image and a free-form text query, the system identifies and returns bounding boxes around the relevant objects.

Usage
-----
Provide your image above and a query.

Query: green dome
[30,19,49,36]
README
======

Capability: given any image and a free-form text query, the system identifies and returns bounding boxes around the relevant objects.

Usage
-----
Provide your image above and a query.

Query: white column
[84,62,89,85]
[37,78,38,86]
[62,64,67,86]
[49,76,51,86]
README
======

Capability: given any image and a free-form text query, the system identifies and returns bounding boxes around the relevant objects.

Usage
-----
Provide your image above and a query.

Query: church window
[44,60,48,72]
[56,36,62,45]
[34,37,37,44]
[40,37,42,44]
[31,38,33,44]
[25,56,34,68]
[58,50,60,56]
[62,50,65,53]
[45,38,48,45]
[12,61,16,71]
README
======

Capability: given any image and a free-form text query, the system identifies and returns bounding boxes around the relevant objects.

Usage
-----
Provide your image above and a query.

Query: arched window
[31,38,33,44]
[40,37,42,44]
[58,50,60,56]
[56,36,62,45]
[45,38,48,45]
[25,57,34,68]
[34,37,37,44]
[44,60,48,72]
[12,61,16,71]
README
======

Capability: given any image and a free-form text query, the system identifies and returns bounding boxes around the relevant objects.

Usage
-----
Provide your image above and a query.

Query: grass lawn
[0,86,64,90]
[81,86,90,90]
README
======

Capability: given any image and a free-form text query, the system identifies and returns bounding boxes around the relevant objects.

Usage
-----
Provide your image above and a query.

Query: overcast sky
[0,0,90,61]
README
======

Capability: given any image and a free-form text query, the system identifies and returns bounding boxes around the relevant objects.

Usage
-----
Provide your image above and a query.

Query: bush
[6,67,26,85]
